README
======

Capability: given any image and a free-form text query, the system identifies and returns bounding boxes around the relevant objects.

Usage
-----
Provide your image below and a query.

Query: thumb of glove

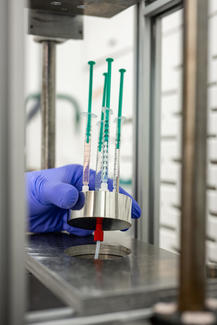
[41,181,80,209]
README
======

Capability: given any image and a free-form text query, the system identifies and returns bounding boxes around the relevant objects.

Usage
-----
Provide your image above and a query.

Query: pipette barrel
[95,150,102,190]
[99,73,107,151]
[101,58,113,189]
[95,73,107,190]
[113,146,120,192]
[83,139,91,190]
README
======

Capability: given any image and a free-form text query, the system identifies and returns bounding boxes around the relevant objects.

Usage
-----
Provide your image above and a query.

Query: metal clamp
[68,190,132,231]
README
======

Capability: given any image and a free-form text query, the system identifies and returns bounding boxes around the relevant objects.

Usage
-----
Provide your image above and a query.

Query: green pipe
[106,58,113,108]
[104,58,113,143]
[86,60,96,143]
[116,68,126,149]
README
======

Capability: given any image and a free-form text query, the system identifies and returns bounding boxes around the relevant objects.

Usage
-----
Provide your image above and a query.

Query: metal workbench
[26,233,217,324]
[26,233,177,316]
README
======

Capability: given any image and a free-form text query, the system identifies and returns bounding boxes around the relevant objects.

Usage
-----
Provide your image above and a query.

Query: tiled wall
[159,2,217,261]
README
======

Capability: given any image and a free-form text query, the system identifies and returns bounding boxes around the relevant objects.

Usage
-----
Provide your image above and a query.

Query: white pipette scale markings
[100,58,113,191]
[95,72,107,190]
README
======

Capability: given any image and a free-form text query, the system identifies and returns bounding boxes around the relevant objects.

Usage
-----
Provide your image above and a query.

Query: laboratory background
[26,3,217,257]
[1,0,217,324]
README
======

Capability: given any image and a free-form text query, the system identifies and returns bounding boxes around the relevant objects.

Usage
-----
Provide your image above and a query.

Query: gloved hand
[26,164,141,236]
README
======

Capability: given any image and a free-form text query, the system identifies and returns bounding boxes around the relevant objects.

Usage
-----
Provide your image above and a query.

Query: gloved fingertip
[61,186,79,209]
[43,182,79,209]
[71,191,85,210]
[108,179,114,192]
[88,169,96,191]
[131,201,141,219]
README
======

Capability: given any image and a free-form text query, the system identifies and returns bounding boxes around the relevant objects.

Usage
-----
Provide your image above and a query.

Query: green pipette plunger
[102,72,107,107]
[86,61,96,143]
[113,68,126,192]
[106,58,113,108]
[104,58,113,143]
[98,72,107,152]
[116,69,126,149]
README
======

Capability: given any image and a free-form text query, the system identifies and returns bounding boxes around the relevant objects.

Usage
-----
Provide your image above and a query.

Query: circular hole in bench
[64,244,131,260]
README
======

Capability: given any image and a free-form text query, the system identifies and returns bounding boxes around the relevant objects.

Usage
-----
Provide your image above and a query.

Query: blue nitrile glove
[26,164,141,236]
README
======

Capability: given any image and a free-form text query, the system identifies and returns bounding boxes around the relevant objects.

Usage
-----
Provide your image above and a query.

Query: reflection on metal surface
[64,244,131,260]
[28,307,153,325]
[69,190,132,231]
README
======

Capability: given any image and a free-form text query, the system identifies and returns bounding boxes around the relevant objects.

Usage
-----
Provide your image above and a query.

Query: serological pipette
[113,69,126,192]
[82,60,96,192]
[101,58,114,191]
[95,72,107,190]
[95,58,113,259]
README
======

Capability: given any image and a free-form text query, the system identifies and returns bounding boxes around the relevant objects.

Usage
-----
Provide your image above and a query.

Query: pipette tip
[100,183,108,191]
[94,241,101,260]
[94,218,103,260]
[82,185,89,192]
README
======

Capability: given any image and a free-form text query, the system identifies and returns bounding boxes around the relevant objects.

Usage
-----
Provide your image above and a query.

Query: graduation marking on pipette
[95,72,107,191]
[101,58,114,191]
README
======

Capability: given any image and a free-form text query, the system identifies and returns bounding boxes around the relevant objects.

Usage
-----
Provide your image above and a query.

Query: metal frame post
[0,0,26,324]
[134,0,181,244]
[41,41,56,169]
[134,1,161,244]
[135,0,209,313]
[148,17,162,245]
[134,0,151,242]
[134,0,183,244]
[179,0,208,311]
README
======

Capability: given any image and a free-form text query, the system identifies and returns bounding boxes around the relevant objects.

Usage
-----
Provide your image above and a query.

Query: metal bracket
[26,0,139,18]
[28,9,83,40]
